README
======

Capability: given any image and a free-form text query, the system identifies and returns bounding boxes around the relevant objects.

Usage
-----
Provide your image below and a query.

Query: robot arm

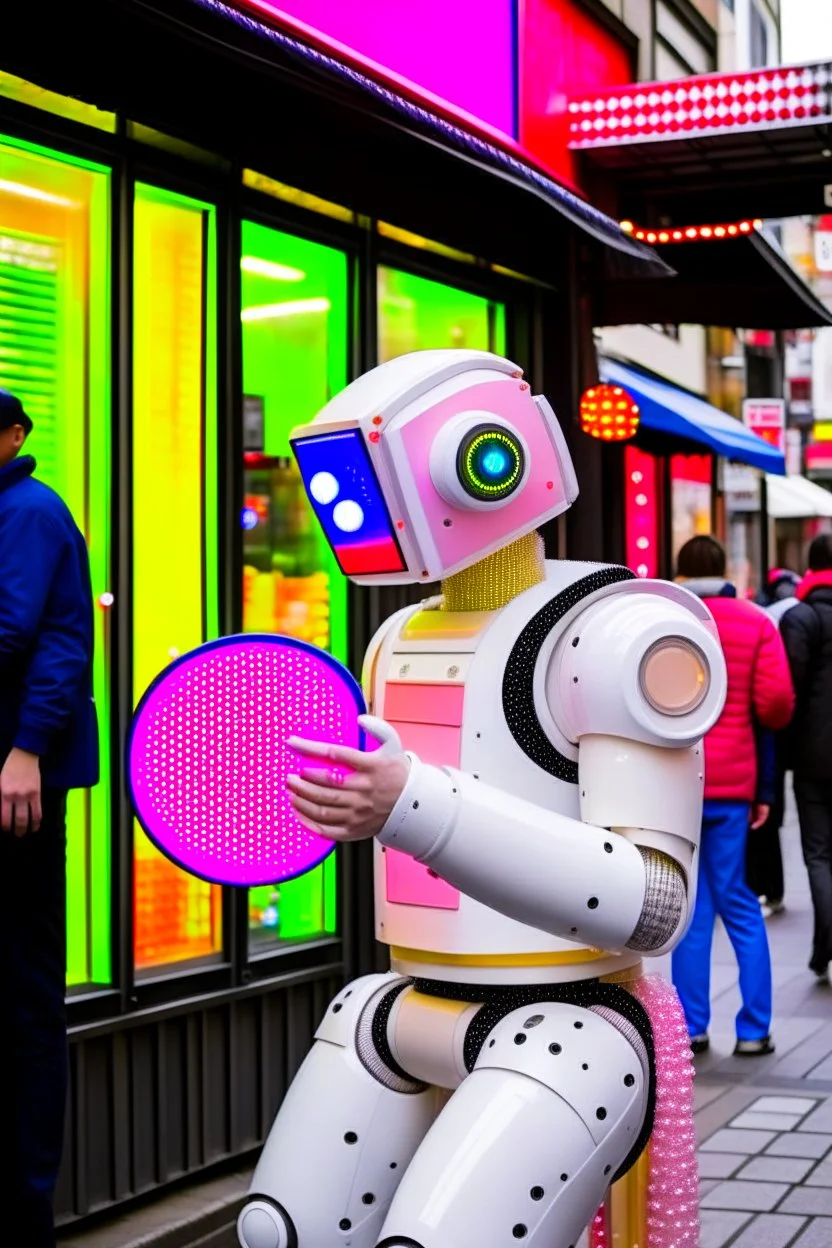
[378,585,727,957]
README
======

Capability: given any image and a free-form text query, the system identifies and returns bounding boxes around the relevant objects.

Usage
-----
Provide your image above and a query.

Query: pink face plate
[400,379,569,569]
[128,635,366,887]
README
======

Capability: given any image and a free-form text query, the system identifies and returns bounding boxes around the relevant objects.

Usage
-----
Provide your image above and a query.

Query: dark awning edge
[751,228,832,329]
[186,0,671,278]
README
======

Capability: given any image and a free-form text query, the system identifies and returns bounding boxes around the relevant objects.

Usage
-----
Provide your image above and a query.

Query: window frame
[0,93,533,1025]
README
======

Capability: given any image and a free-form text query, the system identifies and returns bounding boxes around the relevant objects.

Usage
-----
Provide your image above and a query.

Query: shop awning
[593,226,832,330]
[4,0,669,287]
[599,357,786,474]
[569,62,832,224]
[766,474,832,519]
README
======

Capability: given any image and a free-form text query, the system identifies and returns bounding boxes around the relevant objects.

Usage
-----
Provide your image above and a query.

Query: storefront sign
[815,230,832,273]
[742,398,785,454]
[785,428,803,476]
[240,0,516,137]
[721,463,761,513]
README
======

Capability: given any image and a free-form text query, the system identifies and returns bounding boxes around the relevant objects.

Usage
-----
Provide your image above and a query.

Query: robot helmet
[290,350,579,585]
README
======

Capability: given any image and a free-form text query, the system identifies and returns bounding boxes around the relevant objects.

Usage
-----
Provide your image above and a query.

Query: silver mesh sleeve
[588,1005,650,1084]
[355,985,427,1094]
[625,847,687,953]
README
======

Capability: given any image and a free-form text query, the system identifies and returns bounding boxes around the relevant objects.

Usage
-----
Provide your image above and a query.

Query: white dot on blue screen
[333,500,364,533]
[310,471,340,505]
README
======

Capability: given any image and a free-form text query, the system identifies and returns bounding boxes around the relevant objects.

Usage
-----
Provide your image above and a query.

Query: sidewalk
[686,784,832,1247]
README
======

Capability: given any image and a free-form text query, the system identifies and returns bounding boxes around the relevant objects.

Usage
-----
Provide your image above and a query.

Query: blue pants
[672,799,772,1042]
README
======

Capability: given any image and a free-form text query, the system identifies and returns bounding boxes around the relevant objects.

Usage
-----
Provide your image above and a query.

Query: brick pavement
[681,784,832,1248]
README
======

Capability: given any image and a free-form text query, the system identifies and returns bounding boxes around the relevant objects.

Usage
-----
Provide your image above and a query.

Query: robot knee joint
[474,1002,647,1144]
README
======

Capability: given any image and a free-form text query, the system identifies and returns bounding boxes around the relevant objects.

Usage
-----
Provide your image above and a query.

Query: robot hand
[287,716,409,842]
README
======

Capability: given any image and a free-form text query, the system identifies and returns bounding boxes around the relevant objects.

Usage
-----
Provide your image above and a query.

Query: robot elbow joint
[625,847,687,954]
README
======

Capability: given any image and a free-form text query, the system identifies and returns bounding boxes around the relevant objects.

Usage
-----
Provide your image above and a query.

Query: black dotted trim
[414,977,655,1181]
[502,567,635,784]
[371,980,417,1087]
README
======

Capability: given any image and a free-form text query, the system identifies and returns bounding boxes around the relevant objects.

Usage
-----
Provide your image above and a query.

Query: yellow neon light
[377,221,477,265]
[242,168,356,224]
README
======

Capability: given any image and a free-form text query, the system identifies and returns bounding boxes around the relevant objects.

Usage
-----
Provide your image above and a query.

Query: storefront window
[132,183,222,972]
[378,266,506,360]
[625,446,660,579]
[0,136,112,989]
[241,220,347,953]
[671,454,713,564]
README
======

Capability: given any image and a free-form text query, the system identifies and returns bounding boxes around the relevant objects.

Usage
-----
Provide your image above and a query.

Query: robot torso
[366,559,649,986]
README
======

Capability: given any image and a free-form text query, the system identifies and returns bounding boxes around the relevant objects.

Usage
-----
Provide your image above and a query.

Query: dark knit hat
[0,389,32,434]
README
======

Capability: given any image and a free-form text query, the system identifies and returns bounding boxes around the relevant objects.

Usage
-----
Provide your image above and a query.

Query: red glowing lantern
[580,385,640,442]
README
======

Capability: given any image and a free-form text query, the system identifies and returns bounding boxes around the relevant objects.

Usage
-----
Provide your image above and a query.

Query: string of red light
[621,218,763,243]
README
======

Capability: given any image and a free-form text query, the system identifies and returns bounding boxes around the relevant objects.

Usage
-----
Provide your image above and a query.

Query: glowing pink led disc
[128,635,366,887]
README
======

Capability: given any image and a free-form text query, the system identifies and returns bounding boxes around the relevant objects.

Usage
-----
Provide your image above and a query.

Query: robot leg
[374,1000,650,1248]
[237,973,440,1248]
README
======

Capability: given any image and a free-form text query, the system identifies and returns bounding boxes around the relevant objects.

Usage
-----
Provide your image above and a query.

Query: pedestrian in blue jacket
[0,388,98,1248]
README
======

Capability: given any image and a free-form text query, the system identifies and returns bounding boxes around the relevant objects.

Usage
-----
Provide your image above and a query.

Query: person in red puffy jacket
[670,536,794,1057]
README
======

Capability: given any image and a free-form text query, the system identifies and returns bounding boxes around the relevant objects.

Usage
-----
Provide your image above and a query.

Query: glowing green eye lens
[456,425,524,502]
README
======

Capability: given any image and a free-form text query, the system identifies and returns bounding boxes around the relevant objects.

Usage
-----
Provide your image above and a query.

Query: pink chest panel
[383,680,462,910]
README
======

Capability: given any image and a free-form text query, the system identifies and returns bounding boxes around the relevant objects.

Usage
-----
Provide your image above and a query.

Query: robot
[236,350,727,1248]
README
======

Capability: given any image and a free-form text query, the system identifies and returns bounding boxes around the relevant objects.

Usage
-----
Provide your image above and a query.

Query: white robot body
[368,561,721,984]
[239,351,727,1248]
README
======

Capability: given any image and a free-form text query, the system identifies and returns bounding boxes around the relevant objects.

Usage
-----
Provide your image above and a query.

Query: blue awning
[599,358,786,475]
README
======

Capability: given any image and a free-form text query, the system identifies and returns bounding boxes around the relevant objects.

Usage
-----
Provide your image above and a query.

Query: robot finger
[289,792,345,828]
[287,735,370,770]
[286,774,350,806]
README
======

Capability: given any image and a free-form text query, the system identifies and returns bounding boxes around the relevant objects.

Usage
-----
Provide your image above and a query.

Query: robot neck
[441,530,546,612]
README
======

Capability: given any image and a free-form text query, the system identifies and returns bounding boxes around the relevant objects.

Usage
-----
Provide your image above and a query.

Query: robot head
[290,350,579,585]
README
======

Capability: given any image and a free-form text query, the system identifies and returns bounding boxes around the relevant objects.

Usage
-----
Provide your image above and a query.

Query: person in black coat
[0,389,98,1248]
[747,570,800,914]
[780,533,832,982]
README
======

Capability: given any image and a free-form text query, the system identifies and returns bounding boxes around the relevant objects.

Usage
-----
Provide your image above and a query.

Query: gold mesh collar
[441,531,546,612]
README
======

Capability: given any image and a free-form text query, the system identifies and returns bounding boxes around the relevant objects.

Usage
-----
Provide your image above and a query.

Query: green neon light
[241,220,348,948]
[378,265,507,360]
[0,135,112,988]
[132,183,222,971]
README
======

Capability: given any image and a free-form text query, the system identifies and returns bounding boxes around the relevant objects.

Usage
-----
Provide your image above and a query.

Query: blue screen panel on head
[292,429,406,577]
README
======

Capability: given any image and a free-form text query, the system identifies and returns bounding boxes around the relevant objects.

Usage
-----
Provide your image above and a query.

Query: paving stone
[700,1178,721,1197]
[736,1155,815,1184]
[805,1157,832,1187]
[750,1098,819,1116]
[765,1134,832,1160]
[700,1180,790,1212]
[698,1153,745,1179]
[701,1129,778,1155]
[780,1188,832,1217]
[728,1213,808,1248]
[699,1209,753,1248]
[731,1112,804,1131]
[792,1217,832,1246]
[798,1102,832,1134]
